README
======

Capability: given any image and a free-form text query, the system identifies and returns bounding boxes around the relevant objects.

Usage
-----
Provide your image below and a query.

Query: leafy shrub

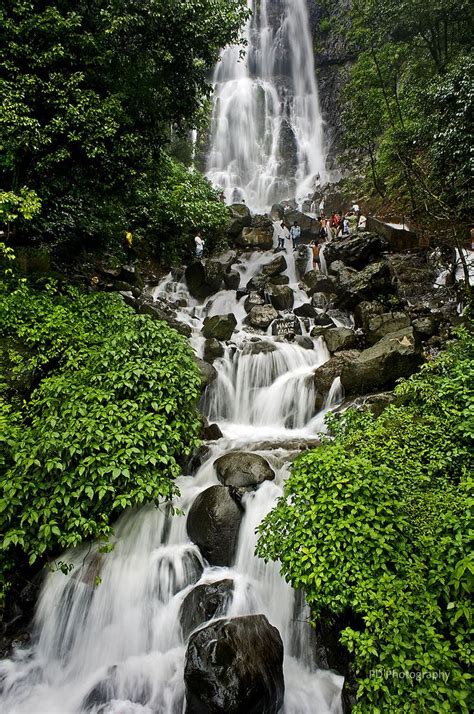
[257,330,473,712]
[0,279,201,598]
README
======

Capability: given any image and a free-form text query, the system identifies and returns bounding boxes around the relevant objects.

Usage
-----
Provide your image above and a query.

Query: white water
[0,245,348,712]
[206,0,328,212]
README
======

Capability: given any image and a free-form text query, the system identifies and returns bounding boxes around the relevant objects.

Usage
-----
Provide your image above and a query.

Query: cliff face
[307,0,354,169]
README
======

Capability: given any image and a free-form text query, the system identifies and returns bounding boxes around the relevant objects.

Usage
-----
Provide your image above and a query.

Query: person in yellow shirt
[123,230,134,262]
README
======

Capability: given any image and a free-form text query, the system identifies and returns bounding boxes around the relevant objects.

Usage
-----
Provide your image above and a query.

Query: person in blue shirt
[289,222,301,250]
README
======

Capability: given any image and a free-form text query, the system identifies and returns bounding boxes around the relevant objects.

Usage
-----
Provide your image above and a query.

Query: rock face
[180,579,234,640]
[325,233,384,270]
[341,327,422,394]
[202,314,237,341]
[269,285,294,310]
[324,327,357,353]
[262,255,287,276]
[185,261,225,300]
[236,227,274,251]
[227,204,252,237]
[284,209,319,239]
[365,311,411,345]
[214,452,275,489]
[302,271,337,296]
[313,350,360,409]
[335,262,394,309]
[247,305,278,330]
[186,486,243,567]
[203,338,225,363]
[184,615,285,714]
[195,359,218,390]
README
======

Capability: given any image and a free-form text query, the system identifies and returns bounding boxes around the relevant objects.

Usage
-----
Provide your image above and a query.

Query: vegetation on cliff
[257,329,473,712]
[0,257,202,602]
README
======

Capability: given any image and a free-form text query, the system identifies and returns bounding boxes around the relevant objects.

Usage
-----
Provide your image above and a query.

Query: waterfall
[206,0,328,212]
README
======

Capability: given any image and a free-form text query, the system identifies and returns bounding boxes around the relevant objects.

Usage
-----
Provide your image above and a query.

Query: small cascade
[206,0,328,212]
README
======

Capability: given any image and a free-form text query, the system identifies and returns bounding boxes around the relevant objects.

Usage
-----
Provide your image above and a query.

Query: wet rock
[186,486,243,567]
[284,209,319,239]
[119,291,139,309]
[195,358,218,390]
[313,350,360,410]
[270,203,285,221]
[246,272,269,292]
[295,335,314,350]
[342,391,396,418]
[215,452,275,489]
[335,262,394,309]
[354,300,385,330]
[241,341,277,355]
[294,303,318,318]
[313,313,336,328]
[183,445,212,476]
[203,338,225,363]
[119,264,144,288]
[153,547,204,600]
[244,291,265,312]
[326,308,353,327]
[227,204,252,237]
[268,274,290,286]
[269,285,294,310]
[366,311,411,345]
[184,614,284,714]
[412,316,438,340]
[236,227,274,251]
[262,255,287,276]
[202,314,237,341]
[341,327,422,395]
[324,328,357,353]
[203,423,223,441]
[185,261,225,300]
[271,316,302,338]
[180,580,235,640]
[312,292,330,310]
[215,250,238,271]
[324,233,384,270]
[247,305,278,330]
[223,270,240,290]
[139,302,191,338]
[302,271,338,296]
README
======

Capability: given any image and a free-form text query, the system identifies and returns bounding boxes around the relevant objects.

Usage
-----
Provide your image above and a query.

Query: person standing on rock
[277,221,287,251]
[123,230,134,263]
[342,216,350,236]
[195,232,205,259]
[290,221,301,250]
[310,241,321,270]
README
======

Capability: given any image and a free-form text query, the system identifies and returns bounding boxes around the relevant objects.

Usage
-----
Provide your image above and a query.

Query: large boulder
[262,255,287,276]
[302,271,338,296]
[241,340,277,356]
[354,300,384,330]
[214,452,275,489]
[324,233,384,270]
[244,292,265,313]
[236,227,274,251]
[180,579,234,640]
[202,314,237,341]
[203,338,224,363]
[223,270,241,290]
[294,303,318,318]
[247,305,278,330]
[185,261,225,300]
[227,204,252,238]
[341,327,422,395]
[246,273,269,292]
[324,328,357,353]
[284,209,319,239]
[313,350,360,410]
[195,358,218,390]
[365,311,411,345]
[184,615,285,714]
[271,316,302,338]
[268,274,290,286]
[186,486,243,567]
[335,262,394,309]
[269,285,294,310]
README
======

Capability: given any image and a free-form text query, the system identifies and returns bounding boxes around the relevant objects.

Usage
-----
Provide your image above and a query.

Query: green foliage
[257,330,473,712]
[342,0,474,223]
[0,278,202,598]
[132,154,230,264]
[0,0,248,246]
[0,189,41,225]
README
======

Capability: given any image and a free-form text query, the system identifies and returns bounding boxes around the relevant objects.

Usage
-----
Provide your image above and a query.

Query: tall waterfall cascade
[0,242,347,713]
[206,0,328,212]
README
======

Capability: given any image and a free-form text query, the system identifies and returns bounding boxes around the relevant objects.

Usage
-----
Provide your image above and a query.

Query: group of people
[276,221,301,251]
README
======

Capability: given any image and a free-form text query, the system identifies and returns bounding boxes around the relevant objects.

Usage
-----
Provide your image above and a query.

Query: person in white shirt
[352,201,361,226]
[195,233,204,259]
[277,221,289,250]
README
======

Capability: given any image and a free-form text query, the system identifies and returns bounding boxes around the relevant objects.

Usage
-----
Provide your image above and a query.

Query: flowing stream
[206,0,328,211]
[0,241,346,713]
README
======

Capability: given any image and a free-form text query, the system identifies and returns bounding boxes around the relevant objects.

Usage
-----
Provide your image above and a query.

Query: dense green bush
[0,278,201,599]
[257,330,473,712]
